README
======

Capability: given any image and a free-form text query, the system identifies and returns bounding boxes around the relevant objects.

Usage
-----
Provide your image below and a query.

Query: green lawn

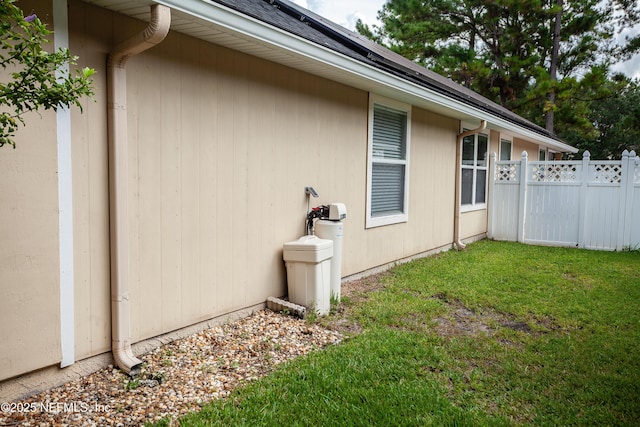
[173,241,640,426]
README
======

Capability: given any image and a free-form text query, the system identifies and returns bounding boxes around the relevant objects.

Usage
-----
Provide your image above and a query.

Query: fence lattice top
[590,163,623,184]
[495,163,518,181]
[494,150,640,185]
[531,163,579,183]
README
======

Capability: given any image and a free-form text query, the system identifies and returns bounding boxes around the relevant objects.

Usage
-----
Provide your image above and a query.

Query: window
[539,148,547,160]
[366,95,411,228]
[500,138,512,161]
[461,130,488,209]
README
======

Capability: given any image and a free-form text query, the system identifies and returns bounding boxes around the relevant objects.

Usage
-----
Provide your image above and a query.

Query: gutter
[454,120,487,251]
[107,4,171,375]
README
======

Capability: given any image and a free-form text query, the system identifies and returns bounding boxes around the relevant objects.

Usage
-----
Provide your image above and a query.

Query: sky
[290,0,385,31]
[290,0,640,80]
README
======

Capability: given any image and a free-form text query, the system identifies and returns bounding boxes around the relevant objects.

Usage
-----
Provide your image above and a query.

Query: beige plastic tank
[283,235,333,315]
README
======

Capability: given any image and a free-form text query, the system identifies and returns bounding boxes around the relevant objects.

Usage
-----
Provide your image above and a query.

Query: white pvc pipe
[107,4,171,375]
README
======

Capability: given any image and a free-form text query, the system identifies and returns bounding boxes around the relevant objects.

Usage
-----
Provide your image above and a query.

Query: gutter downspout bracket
[454,120,487,251]
[107,4,171,376]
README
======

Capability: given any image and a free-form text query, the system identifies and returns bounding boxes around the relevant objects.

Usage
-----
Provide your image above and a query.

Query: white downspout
[454,120,487,251]
[107,4,171,375]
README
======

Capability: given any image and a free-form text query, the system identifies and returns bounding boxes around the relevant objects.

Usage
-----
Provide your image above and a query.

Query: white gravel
[0,309,344,426]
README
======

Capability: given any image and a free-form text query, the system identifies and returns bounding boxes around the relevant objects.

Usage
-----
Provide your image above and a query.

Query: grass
[172,241,640,426]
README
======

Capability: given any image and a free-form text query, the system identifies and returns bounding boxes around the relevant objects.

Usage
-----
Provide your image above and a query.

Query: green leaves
[82,66,95,78]
[359,0,640,155]
[0,0,94,148]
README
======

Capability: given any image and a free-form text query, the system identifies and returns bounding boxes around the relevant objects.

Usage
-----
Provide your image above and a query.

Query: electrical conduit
[454,120,487,250]
[107,4,171,375]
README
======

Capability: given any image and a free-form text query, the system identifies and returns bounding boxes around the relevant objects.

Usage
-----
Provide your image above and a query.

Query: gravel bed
[0,309,344,426]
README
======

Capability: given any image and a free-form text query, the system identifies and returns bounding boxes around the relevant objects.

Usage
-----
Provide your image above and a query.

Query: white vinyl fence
[488,150,640,251]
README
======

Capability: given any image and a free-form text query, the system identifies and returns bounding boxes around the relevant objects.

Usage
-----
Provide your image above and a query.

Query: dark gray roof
[213,0,374,64]
[215,0,563,143]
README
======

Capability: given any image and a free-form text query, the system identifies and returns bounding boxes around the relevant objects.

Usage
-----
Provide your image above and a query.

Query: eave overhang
[81,0,578,153]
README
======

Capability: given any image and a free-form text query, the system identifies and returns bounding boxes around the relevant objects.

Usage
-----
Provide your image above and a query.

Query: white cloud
[299,0,384,30]
[290,0,308,8]
[613,24,640,79]
[612,55,640,80]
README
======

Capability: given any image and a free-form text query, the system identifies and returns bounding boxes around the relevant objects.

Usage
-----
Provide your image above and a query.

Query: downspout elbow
[454,120,487,251]
[107,4,171,376]
[108,5,171,69]
[111,292,143,376]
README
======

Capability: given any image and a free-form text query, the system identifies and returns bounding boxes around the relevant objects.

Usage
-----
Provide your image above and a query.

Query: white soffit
[80,0,576,152]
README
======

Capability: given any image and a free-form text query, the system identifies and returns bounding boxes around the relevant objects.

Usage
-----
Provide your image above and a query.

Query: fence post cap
[622,149,630,158]
[583,150,591,159]
[521,151,528,158]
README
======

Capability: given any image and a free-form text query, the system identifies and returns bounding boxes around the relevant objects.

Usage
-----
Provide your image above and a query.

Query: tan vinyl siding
[513,137,541,160]
[460,209,489,239]
[0,16,62,381]
[489,129,501,159]
[489,133,542,162]
[69,0,113,361]
[121,31,370,342]
[0,0,63,382]
[0,111,61,380]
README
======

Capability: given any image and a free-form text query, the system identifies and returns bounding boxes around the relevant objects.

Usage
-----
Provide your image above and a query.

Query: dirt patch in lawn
[320,271,391,336]
[431,294,559,339]
[320,273,560,341]
[342,271,389,301]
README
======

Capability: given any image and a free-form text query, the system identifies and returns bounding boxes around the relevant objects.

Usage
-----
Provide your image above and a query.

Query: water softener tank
[314,203,346,301]
[283,235,333,315]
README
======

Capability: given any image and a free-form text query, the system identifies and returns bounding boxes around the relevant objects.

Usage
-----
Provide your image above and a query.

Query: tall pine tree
[357,0,638,135]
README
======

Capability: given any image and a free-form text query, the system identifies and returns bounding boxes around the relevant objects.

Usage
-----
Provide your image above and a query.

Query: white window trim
[460,123,488,213]
[499,137,513,161]
[366,94,411,228]
[539,146,547,160]
[461,204,486,213]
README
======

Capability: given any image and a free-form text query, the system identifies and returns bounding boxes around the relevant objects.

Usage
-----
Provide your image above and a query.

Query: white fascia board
[486,120,577,153]
[153,0,577,153]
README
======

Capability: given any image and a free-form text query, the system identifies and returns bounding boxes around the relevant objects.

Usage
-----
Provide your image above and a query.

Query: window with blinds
[367,96,410,228]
